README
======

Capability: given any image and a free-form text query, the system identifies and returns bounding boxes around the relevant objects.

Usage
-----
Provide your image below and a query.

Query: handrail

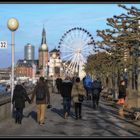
[0,88,34,106]
[0,79,53,106]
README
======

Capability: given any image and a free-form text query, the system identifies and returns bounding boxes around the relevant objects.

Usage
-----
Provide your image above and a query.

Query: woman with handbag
[71,77,85,120]
[117,80,126,117]
[118,80,126,105]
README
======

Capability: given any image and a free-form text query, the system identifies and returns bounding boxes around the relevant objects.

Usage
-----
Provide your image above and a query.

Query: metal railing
[0,79,54,106]
[0,87,34,106]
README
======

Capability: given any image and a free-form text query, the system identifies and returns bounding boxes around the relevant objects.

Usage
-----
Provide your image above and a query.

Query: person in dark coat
[12,82,31,124]
[31,77,50,125]
[91,78,102,109]
[45,79,51,109]
[118,80,126,117]
[118,80,126,100]
[5,84,11,93]
[61,76,73,119]
[55,75,62,94]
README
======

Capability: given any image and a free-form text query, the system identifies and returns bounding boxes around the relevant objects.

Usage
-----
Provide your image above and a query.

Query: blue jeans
[63,97,71,115]
[92,93,100,108]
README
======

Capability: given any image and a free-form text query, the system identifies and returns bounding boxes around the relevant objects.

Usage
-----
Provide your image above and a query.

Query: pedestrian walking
[71,77,85,119]
[31,77,50,125]
[45,79,51,109]
[83,74,92,100]
[61,76,73,119]
[55,75,62,94]
[5,84,11,93]
[118,80,126,101]
[91,77,102,109]
[12,82,31,124]
[117,80,127,117]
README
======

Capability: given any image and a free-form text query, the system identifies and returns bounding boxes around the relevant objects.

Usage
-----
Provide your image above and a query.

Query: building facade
[15,27,63,79]
[48,48,62,77]
[15,59,38,78]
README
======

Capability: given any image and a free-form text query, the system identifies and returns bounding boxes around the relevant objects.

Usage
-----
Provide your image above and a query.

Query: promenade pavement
[0,93,140,137]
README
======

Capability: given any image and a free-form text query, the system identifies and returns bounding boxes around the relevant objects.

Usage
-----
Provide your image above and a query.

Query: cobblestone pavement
[0,93,140,137]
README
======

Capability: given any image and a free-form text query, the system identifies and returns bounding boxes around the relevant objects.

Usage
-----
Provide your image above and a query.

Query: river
[0,84,6,93]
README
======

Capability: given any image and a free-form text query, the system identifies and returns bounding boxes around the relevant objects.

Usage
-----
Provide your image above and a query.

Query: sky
[0,3,140,68]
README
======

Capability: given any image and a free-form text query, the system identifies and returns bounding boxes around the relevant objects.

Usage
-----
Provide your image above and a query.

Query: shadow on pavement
[51,107,76,119]
[82,101,101,111]
[95,110,140,136]
[25,111,37,122]
[99,105,140,129]
[51,108,64,118]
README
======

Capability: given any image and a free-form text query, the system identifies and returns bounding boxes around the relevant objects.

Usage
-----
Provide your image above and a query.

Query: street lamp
[7,17,19,116]
[52,52,57,92]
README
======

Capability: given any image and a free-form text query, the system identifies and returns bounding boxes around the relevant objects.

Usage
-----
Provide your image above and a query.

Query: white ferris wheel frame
[58,27,96,77]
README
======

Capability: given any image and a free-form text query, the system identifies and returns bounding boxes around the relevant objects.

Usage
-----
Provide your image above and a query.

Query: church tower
[39,27,49,70]
[41,27,46,44]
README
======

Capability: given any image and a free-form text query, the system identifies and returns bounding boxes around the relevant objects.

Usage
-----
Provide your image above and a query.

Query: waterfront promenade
[0,92,140,137]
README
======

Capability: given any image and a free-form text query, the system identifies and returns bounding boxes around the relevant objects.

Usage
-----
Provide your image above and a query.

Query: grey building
[24,43,35,60]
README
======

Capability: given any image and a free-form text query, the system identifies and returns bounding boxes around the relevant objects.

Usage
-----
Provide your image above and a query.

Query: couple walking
[61,76,85,119]
[12,77,50,125]
[83,74,103,109]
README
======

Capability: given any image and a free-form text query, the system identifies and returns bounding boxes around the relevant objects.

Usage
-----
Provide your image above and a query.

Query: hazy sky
[0,4,140,68]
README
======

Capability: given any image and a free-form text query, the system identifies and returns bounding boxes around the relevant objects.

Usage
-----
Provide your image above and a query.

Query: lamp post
[52,52,57,92]
[7,17,19,116]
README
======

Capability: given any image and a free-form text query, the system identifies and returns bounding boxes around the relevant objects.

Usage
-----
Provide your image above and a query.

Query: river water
[0,84,6,93]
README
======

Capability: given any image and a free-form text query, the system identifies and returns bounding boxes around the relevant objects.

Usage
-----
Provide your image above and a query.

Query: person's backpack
[93,81,100,89]
[92,89,99,97]
[36,86,46,101]
[92,81,102,94]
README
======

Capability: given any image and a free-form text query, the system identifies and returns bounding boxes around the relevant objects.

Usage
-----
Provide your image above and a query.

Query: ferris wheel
[58,27,96,76]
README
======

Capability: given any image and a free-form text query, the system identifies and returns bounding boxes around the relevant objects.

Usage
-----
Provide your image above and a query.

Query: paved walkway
[0,93,140,137]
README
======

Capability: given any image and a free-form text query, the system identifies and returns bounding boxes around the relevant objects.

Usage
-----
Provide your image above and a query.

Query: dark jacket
[92,80,102,95]
[31,81,50,104]
[56,78,62,92]
[45,80,50,104]
[56,78,62,86]
[118,85,126,99]
[61,80,73,98]
[12,84,31,109]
